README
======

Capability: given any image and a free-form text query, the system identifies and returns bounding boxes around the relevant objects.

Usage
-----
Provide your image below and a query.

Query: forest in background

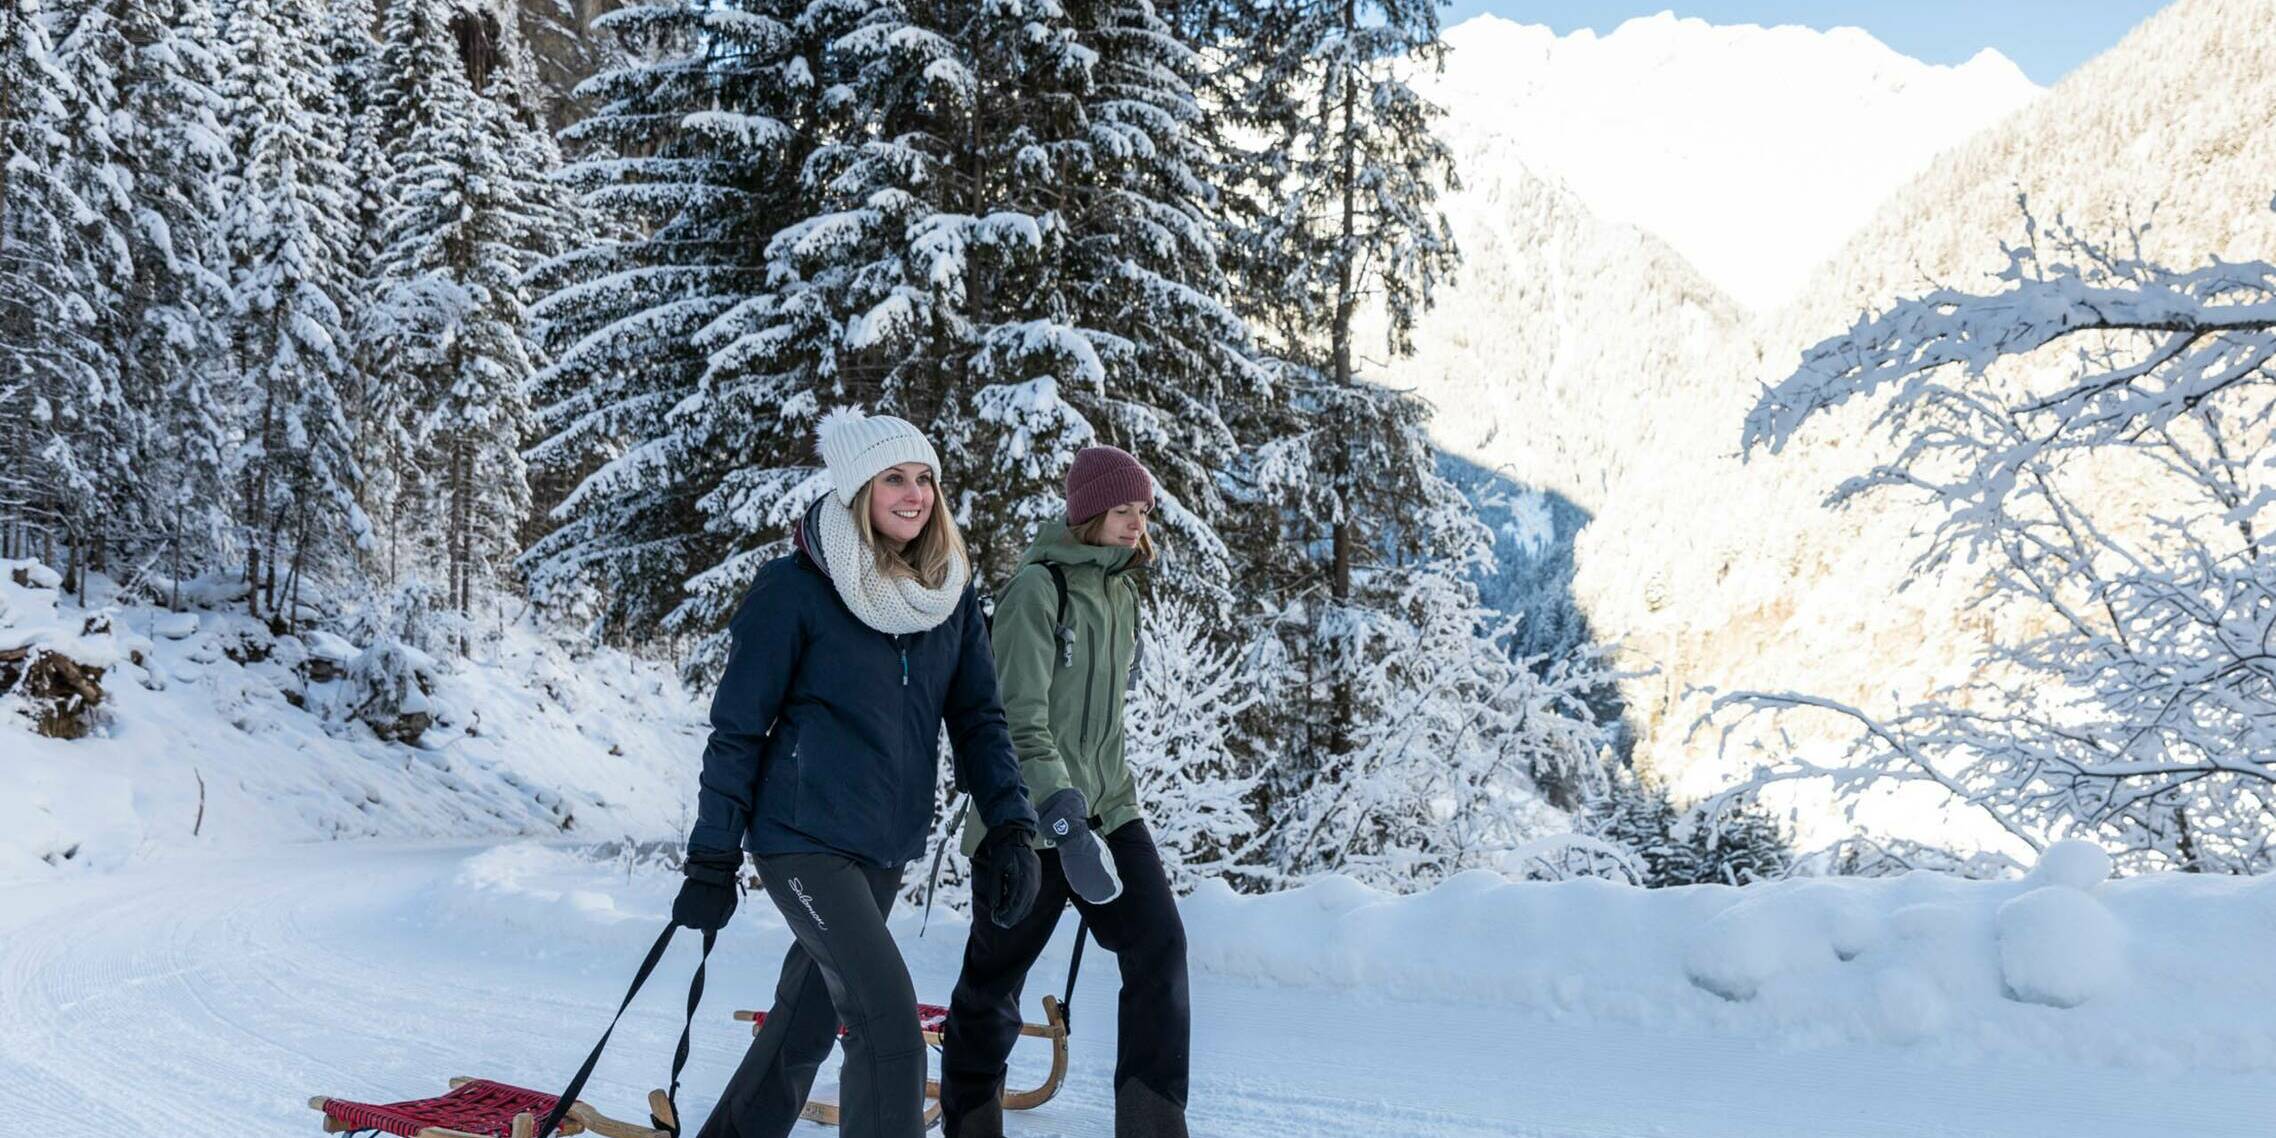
[4,0,1756,891]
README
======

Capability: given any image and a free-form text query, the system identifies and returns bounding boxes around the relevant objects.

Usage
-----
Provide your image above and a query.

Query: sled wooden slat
[732,994,1071,1127]
[308,1075,673,1138]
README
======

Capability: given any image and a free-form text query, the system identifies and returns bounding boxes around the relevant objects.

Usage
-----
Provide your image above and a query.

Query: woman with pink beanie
[938,444,1192,1138]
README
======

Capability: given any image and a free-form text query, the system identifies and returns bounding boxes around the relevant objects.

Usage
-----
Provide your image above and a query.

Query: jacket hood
[794,495,830,575]
[1018,519,1138,574]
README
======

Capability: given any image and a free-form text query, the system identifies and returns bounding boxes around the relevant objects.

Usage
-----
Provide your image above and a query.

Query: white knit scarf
[811,500,969,635]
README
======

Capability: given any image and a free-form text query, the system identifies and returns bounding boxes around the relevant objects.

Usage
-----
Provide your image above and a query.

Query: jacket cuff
[683,847,743,883]
[980,789,1039,833]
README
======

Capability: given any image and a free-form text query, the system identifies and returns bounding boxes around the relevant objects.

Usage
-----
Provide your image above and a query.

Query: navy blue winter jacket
[687,535,1036,867]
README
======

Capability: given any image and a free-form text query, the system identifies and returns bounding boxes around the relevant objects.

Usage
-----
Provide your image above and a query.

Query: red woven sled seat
[742,1001,951,1036]
[316,1078,559,1137]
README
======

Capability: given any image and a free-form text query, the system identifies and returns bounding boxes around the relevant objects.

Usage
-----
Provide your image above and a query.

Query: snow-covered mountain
[1431,13,2040,315]
[1600,0,2276,821]
[1401,0,2276,852]
[1390,13,2042,514]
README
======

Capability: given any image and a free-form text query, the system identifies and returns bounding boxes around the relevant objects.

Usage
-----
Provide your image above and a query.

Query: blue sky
[1438,2,2174,84]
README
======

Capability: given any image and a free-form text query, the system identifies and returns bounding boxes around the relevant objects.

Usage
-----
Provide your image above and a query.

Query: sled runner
[730,994,1071,1126]
[308,922,716,1138]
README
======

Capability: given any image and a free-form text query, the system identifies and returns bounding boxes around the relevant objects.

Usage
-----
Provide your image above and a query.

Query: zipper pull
[900,642,910,686]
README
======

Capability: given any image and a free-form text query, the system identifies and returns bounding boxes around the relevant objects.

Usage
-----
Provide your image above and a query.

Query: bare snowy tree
[1122,595,1265,889]
[1702,201,2276,873]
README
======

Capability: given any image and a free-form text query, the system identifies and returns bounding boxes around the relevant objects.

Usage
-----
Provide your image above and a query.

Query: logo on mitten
[1052,818,1070,837]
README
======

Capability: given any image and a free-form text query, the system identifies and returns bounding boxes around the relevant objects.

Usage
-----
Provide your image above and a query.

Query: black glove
[673,847,743,931]
[1039,789,1122,904]
[972,820,1042,929]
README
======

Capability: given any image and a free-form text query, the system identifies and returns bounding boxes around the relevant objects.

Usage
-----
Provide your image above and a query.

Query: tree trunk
[0,3,16,232]
[1325,0,1362,759]
[1329,0,1358,607]
[245,367,280,618]
[450,432,474,649]
[63,530,79,600]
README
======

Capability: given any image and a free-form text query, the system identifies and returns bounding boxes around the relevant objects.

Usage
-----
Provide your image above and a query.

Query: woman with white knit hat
[675,408,1043,1138]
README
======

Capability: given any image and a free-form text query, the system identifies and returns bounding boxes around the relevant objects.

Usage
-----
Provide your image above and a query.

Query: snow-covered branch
[1719,207,2276,872]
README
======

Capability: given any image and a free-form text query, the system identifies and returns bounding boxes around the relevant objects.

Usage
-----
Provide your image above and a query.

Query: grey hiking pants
[695,854,923,1138]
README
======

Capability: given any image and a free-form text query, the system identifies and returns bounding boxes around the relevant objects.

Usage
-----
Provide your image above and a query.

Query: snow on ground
[1185,841,2276,1073]
[0,563,706,880]
[2,840,2270,1138]
[7,570,2274,1136]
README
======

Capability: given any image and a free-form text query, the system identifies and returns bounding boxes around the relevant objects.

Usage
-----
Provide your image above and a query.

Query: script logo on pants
[787,877,828,931]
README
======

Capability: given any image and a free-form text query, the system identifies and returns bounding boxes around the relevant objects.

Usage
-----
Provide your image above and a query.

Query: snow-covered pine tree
[0,0,135,590]
[1583,767,1791,887]
[221,0,371,619]
[327,0,393,572]
[1690,795,1793,885]
[327,0,384,264]
[522,0,815,652]
[359,0,468,586]
[1212,0,1599,887]
[85,0,235,600]
[650,0,861,665]
[1044,0,1257,592]
[485,3,591,256]
[33,0,144,592]
[774,0,1252,595]
[368,0,537,623]
[0,0,82,566]
[1581,767,1700,887]
[792,0,1107,580]
[485,5,593,557]
[535,0,1253,656]
[369,0,577,626]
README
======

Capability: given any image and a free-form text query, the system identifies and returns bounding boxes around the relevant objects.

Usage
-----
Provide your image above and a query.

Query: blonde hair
[1073,509,1157,566]
[850,480,968,589]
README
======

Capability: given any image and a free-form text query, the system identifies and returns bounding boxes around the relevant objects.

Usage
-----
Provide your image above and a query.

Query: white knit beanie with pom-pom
[816,407,941,505]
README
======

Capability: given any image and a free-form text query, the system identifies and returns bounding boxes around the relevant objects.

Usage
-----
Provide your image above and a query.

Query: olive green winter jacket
[962,521,1144,852]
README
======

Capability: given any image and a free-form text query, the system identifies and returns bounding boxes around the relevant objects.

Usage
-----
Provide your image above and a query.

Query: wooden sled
[310,1076,676,1138]
[732,995,1071,1127]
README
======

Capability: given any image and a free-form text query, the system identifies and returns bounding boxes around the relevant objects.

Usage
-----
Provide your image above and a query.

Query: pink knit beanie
[1065,445,1155,525]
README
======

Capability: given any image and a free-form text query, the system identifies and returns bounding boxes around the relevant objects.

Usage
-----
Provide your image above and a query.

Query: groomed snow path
[2,844,2269,1137]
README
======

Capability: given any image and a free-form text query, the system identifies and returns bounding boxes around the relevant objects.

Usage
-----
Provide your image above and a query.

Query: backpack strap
[918,800,969,938]
[1044,562,1074,668]
[1126,591,1144,690]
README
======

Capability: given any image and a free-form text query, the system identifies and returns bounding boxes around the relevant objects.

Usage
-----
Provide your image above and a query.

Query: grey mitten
[1038,788,1122,904]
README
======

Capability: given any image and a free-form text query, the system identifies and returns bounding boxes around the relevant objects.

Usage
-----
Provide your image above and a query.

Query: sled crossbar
[730,995,1071,1127]
[309,1076,677,1138]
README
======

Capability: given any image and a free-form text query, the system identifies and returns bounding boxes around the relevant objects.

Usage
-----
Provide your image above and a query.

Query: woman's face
[1093,499,1151,548]
[868,463,936,548]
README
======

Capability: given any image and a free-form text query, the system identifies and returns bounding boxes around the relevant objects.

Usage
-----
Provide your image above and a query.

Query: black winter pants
[695,854,924,1138]
[939,821,1190,1138]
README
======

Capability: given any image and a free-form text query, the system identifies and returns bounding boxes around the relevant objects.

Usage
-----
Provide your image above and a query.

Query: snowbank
[0,563,706,879]
[1178,844,2276,1073]
[439,840,2276,1078]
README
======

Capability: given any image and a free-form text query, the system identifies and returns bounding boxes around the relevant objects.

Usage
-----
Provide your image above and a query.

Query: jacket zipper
[1078,564,1127,752]
[890,631,916,841]
[1077,569,1096,748]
